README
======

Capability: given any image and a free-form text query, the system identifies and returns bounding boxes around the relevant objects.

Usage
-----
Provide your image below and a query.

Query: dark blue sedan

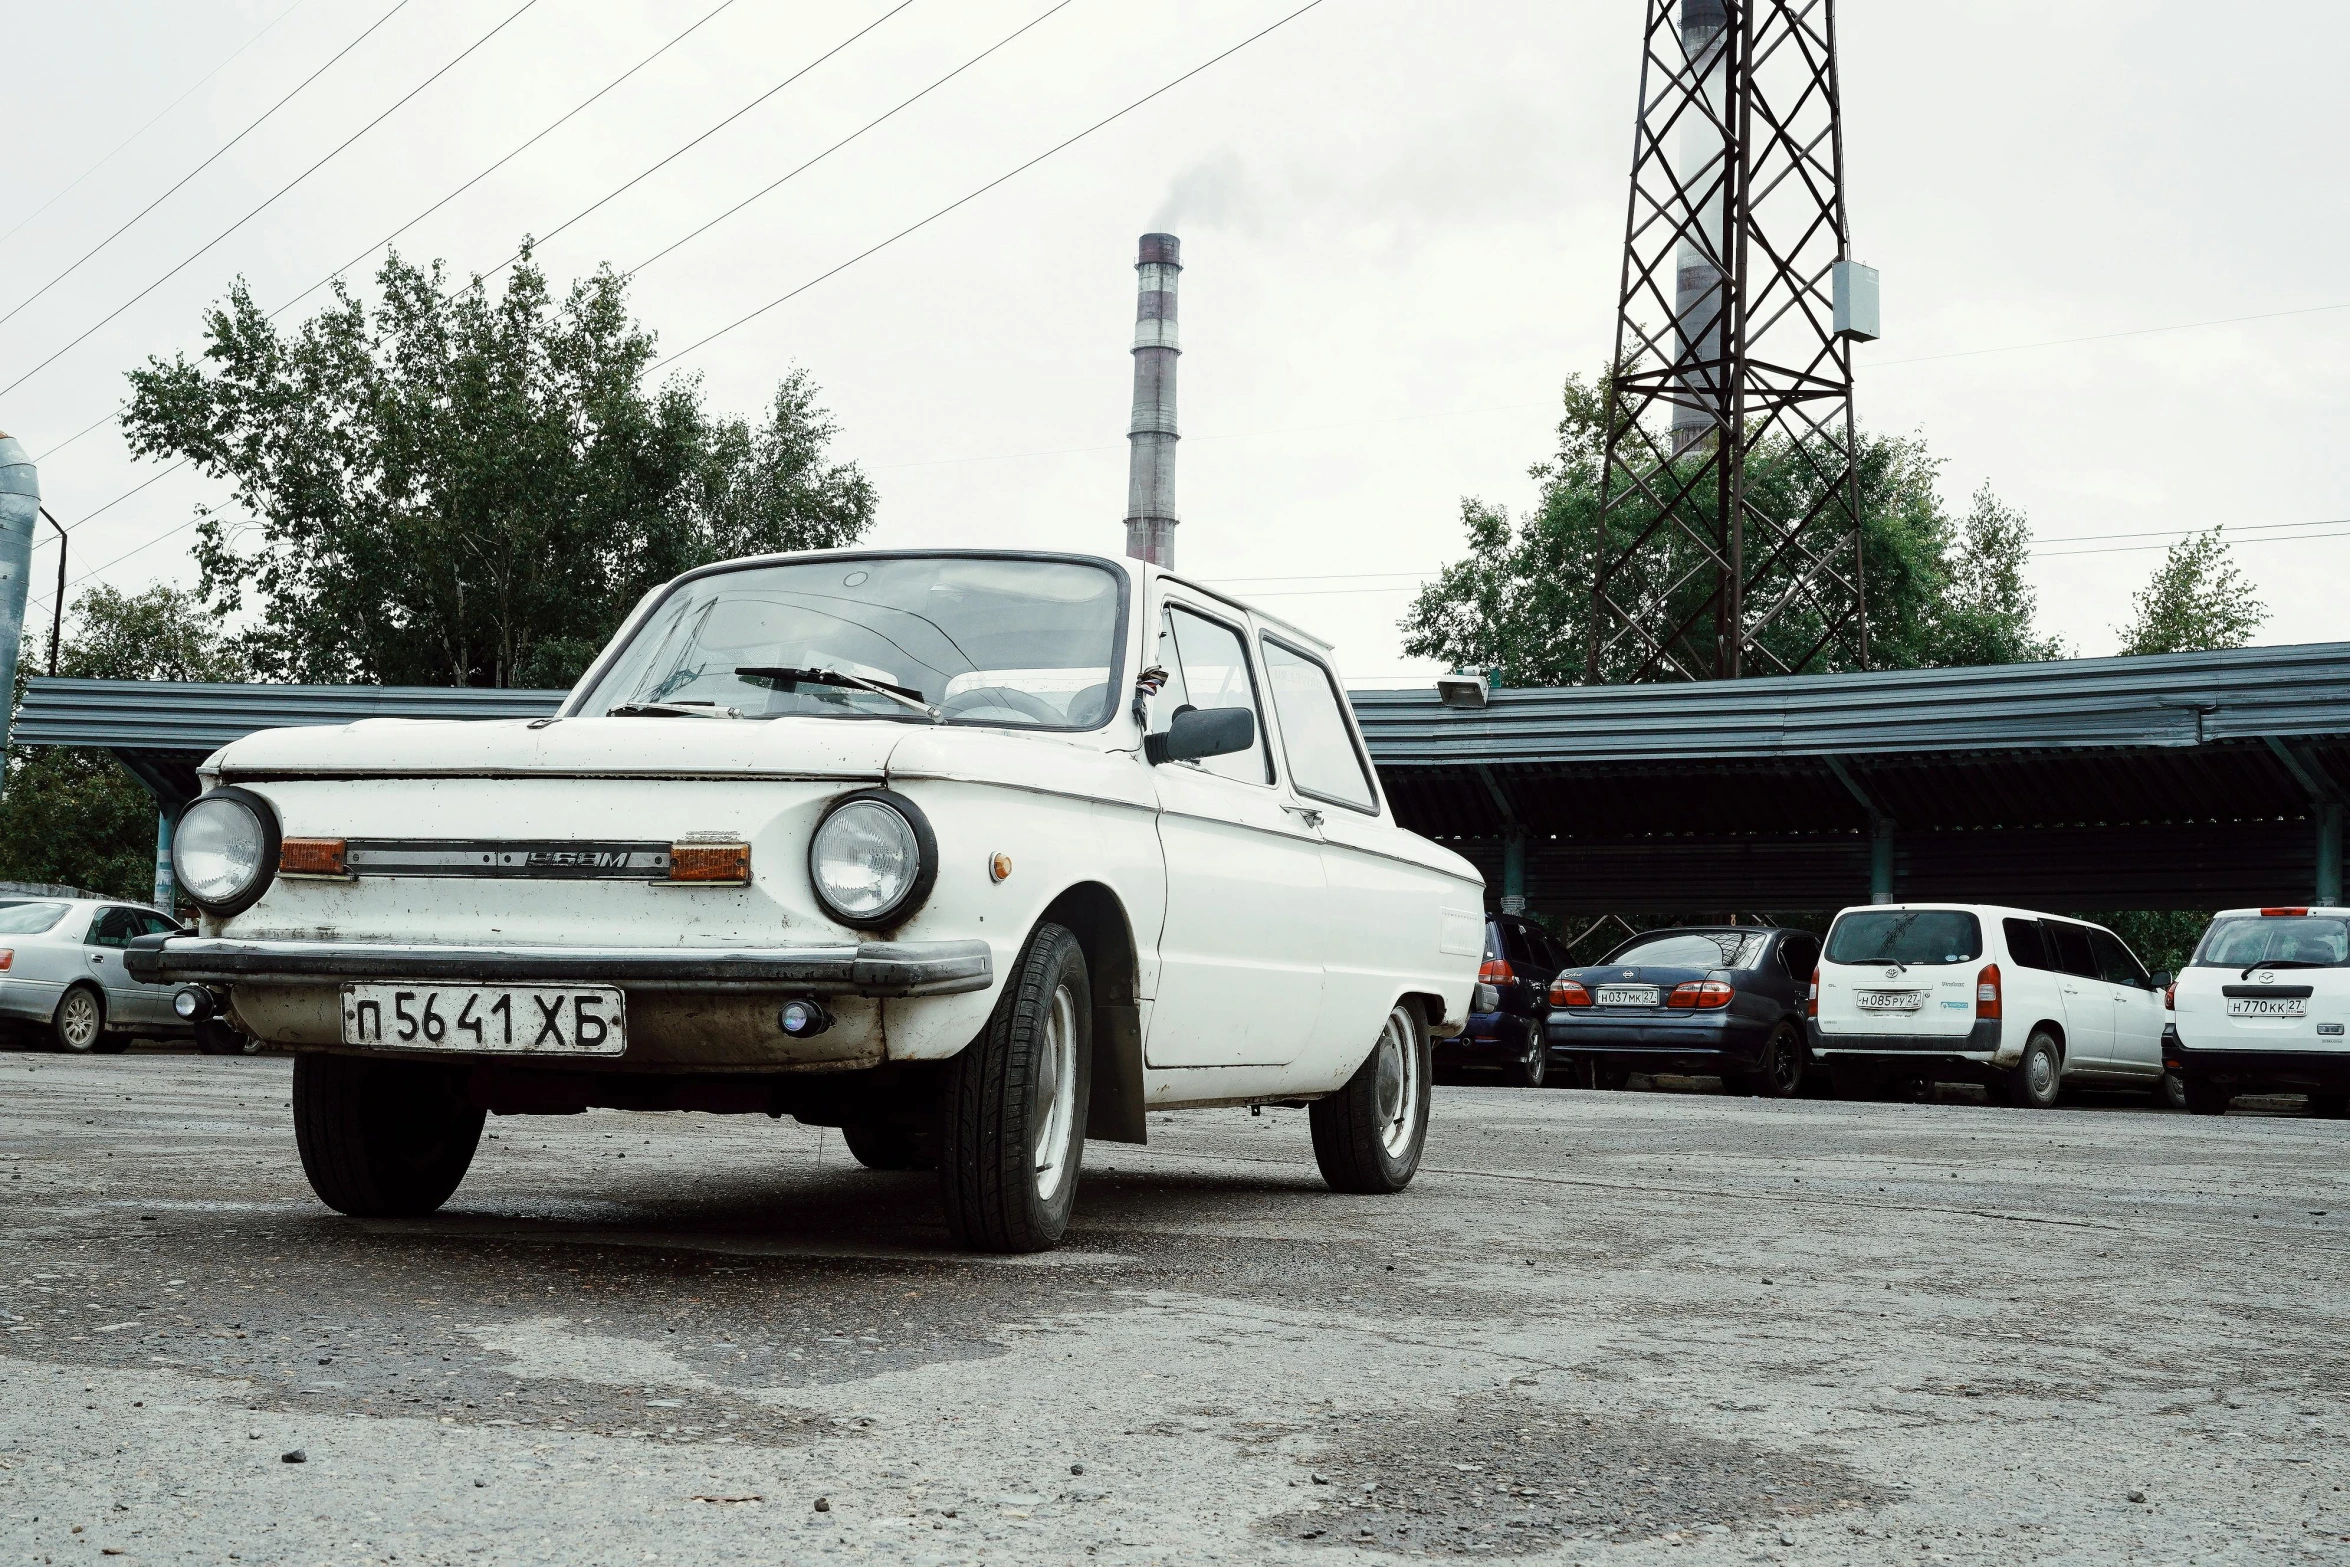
[1545,925,1820,1097]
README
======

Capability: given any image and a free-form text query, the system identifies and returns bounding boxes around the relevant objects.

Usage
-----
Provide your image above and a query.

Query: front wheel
[938,922,1091,1253]
[2182,1075,2231,1116]
[292,1054,484,1217]
[2161,1070,2188,1111]
[1311,1001,1431,1194]
[1998,1031,2063,1109]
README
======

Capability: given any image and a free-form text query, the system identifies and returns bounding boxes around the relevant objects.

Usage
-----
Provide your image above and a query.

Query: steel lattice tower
[1586,0,1872,683]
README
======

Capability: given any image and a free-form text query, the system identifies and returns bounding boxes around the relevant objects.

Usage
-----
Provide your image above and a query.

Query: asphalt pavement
[2,1051,2346,1566]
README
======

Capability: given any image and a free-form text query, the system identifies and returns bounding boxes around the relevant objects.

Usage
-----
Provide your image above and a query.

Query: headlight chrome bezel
[807,789,937,930]
[171,787,281,916]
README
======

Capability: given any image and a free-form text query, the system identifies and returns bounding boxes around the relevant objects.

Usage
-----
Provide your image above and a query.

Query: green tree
[122,246,876,690]
[0,585,246,899]
[1401,369,2052,684]
[2116,526,2267,656]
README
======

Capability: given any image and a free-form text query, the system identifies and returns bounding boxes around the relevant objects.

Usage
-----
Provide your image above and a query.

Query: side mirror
[1146,705,1255,765]
[2149,970,2173,991]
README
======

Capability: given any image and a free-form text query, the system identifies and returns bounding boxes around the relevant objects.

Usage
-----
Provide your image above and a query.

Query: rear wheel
[1998,1031,2063,1109]
[2306,1091,2349,1120]
[51,985,105,1055]
[938,922,1090,1253]
[1731,1021,1808,1099]
[842,1121,936,1170]
[1502,1028,1546,1089]
[2183,1075,2231,1116]
[292,1053,484,1217]
[1311,1001,1431,1194]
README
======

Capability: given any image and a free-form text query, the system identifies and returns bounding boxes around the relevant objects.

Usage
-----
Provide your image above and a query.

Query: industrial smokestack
[0,431,38,786]
[1123,232,1181,568]
[1671,0,1729,457]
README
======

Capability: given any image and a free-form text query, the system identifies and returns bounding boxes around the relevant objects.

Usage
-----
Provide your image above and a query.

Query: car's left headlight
[173,787,281,915]
[808,789,936,929]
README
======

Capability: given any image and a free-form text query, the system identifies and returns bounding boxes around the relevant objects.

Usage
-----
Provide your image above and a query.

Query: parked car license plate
[1856,990,1926,1012]
[2226,997,2308,1018]
[340,983,626,1054]
[1595,985,1659,1006]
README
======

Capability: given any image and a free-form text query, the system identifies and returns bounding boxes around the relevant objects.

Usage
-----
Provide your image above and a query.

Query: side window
[2003,917,2052,971]
[2045,922,2099,980]
[2089,928,2150,988]
[1152,605,1272,785]
[1532,930,1567,973]
[138,912,180,937]
[1780,935,1820,981]
[1258,637,1378,811]
[1499,922,1535,967]
[89,907,139,948]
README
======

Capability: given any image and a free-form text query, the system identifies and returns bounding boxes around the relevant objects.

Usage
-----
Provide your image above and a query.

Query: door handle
[1280,804,1325,828]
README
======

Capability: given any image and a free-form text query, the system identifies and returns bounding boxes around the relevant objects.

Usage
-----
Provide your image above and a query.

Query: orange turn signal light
[280,837,348,876]
[668,841,751,884]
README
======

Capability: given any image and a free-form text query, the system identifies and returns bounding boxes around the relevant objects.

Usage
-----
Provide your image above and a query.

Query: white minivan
[2166,906,2350,1117]
[1808,903,2169,1107]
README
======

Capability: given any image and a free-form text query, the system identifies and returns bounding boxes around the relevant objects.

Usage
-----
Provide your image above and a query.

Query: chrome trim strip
[125,935,992,996]
[342,839,673,879]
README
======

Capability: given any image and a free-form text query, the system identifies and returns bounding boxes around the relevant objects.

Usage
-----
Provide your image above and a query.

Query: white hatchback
[1808,903,2169,1107]
[2167,906,2350,1117]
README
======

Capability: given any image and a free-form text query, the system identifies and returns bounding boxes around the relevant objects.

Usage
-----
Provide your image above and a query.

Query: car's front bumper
[124,934,993,997]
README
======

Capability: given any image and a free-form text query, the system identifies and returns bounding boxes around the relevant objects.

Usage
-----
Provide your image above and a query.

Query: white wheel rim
[1031,982,1079,1203]
[60,993,99,1050]
[1373,1006,1421,1158]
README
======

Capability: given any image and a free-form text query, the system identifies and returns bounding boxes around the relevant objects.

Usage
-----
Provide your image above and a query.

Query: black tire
[2306,1091,2349,1120]
[1997,1030,2063,1109]
[2182,1075,2231,1116]
[51,984,106,1055]
[1578,1058,1630,1092]
[292,1053,485,1218]
[842,1120,936,1170]
[1311,1000,1431,1194]
[1744,1021,1808,1099]
[938,922,1091,1253]
[2161,1071,2188,1111]
[1502,1027,1547,1089]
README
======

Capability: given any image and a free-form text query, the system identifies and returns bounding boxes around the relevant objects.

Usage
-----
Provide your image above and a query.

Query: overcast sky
[4,0,2346,684]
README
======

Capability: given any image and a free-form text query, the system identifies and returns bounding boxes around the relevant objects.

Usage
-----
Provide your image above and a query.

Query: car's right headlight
[808,790,936,929]
[173,787,280,915]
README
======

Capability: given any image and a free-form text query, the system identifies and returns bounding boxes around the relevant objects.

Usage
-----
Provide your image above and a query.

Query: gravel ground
[2,1049,2346,1566]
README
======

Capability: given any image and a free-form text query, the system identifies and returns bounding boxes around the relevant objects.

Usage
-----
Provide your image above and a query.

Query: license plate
[1595,985,1658,1007]
[2226,997,2308,1018]
[1856,990,1925,1012]
[340,983,626,1054]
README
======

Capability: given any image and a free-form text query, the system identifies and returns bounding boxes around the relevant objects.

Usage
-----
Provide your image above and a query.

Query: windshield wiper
[735,666,941,722]
[605,700,741,719]
[2241,958,2329,978]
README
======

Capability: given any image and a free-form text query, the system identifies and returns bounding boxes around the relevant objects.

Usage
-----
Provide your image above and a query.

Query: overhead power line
[0,0,543,402]
[269,0,746,321]
[651,0,1329,373]
[0,0,318,250]
[473,0,919,286]
[625,0,1080,281]
[0,0,408,329]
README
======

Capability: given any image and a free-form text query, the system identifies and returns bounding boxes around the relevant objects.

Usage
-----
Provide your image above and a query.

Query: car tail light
[1667,980,1733,1010]
[2164,981,2176,1010]
[1806,967,1819,1018]
[1550,979,1593,1007]
[2262,907,2308,917]
[1479,958,1515,984]
[279,837,348,877]
[1976,962,2002,1020]
[669,840,752,884]
[0,949,11,971]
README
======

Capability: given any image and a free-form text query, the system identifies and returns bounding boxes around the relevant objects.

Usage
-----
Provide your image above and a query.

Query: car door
[1255,630,1423,1062]
[1143,599,1327,1068]
[2090,926,2163,1076]
[83,906,156,1024]
[1778,933,1821,1014]
[2042,920,2116,1066]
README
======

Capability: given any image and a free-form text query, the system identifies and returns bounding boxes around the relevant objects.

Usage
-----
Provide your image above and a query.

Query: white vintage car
[130,550,1485,1250]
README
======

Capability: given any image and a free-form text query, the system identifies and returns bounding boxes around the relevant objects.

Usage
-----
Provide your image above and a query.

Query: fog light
[778,998,833,1038]
[172,985,215,1022]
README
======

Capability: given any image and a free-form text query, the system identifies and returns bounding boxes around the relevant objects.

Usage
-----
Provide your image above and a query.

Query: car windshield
[0,901,67,934]
[1824,909,1983,966]
[1607,930,1767,970]
[2191,915,2350,969]
[576,555,1125,728]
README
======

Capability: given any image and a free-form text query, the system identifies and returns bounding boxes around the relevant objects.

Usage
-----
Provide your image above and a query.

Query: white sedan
[0,896,192,1053]
[131,550,1486,1251]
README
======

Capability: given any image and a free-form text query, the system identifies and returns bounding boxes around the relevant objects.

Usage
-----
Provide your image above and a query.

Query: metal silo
[0,431,38,780]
